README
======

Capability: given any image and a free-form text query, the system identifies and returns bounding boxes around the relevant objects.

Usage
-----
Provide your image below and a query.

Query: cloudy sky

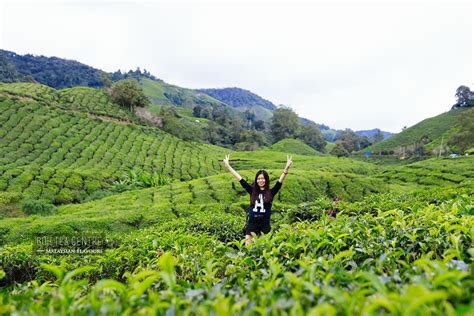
[1,0,472,132]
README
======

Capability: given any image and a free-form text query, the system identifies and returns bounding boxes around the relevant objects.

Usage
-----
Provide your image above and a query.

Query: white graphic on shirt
[253,194,265,213]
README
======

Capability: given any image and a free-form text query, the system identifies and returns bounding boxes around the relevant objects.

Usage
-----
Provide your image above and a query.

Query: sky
[1,0,472,133]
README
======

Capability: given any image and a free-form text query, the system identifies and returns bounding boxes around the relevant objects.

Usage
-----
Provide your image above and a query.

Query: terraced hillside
[0,84,225,204]
[365,107,470,154]
[140,78,225,109]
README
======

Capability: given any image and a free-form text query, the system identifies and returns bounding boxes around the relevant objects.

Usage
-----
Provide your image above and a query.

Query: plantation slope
[269,138,323,156]
[228,151,382,175]
[140,77,225,109]
[57,86,137,122]
[2,154,471,245]
[0,96,225,204]
[376,156,474,188]
[365,108,468,154]
[0,82,58,104]
[0,168,391,244]
[0,83,136,123]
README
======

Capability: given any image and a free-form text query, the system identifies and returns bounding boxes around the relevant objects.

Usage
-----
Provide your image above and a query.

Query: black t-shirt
[239,178,282,222]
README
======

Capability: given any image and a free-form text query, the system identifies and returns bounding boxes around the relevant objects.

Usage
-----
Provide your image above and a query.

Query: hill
[196,87,277,111]
[0,83,225,204]
[140,78,225,109]
[0,49,103,89]
[364,107,471,155]
[355,128,394,140]
[268,138,322,156]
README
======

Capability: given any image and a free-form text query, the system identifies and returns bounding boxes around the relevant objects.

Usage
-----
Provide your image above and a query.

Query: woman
[223,154,293,245]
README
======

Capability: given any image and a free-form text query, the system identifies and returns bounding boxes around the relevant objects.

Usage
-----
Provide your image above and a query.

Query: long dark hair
[250,170,273,205]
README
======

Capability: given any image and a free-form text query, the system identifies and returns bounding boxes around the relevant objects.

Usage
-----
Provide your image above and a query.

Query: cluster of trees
[329,129,385,157]
[0,49,103,89]
[270,106,326,152]
[0,50,163,90]
[109,67,161,83]
[452,85,474,109]
[193,104,331,151]
[391,135,431,158]
[196,87,277,110]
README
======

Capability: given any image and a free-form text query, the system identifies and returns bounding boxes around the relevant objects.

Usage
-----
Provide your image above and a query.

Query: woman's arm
[278,155,293,183]
[223,154,242,181]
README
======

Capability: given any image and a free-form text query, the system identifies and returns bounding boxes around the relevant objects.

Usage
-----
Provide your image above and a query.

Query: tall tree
[298,123,326,151]
[110,78,150,112]
[338,130,359,153]
[271,106,300,142]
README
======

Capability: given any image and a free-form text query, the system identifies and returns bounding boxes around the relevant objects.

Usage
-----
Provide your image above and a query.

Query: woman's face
[257,174,266,189]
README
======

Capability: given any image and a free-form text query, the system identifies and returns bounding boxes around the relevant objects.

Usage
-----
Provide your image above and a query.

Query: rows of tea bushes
[0,97,224,204]
[57,87,137,122]
[0,169,391,244]
[0,83,135,122]
[0,189,471,314]
[376,156,474,187]
[0,82,58,104]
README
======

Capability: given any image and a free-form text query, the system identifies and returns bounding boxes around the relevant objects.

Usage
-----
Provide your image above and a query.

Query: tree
[298,123,326,151]
[254,119,265,131]
[337,130,359,153]
[454,85,471,107]
[371,129,384,144]
[192,105,202,117]
[271,106,300,142]
[244,109,256,128]
[330,142,349,157]
[110,78,150,112]
[235,129,268,151]
[100,72,113,89]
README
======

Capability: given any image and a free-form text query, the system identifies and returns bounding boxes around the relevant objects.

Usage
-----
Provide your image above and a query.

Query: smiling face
[256,173,266,189]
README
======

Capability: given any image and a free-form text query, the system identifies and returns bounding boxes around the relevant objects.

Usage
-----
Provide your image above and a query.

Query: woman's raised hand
[223,154,230,167]
[285,155,293,170]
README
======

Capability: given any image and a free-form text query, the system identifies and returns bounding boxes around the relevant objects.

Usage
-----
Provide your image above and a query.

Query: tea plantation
[0,83,472,315]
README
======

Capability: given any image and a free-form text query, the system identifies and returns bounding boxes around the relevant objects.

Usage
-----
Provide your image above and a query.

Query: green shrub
[20,198,57,216]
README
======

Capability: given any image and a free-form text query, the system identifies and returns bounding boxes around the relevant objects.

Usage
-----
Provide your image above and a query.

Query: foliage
[0,49,103,89]
[0,90,224,205]
[367,107,469,156]
[0,79,473,315]
[0,192,471,314]
[113,168,171,189]
[448,107,474,153]
[298,123,326,151]
[271,106,300,142]
[19,198,57,216]
[196,87,277,111]
[330,142,349,157]
[110,78,150,112]
[0,192,22,218]
[453,85,474,108]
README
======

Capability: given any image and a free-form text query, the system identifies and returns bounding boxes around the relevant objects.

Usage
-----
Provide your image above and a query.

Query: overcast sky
[1,0,472,133]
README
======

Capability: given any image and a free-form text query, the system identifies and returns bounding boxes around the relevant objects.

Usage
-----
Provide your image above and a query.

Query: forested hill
[0,49,103,89]
[0,49,158,89]
[196,87,277,111]
[355,128,394,140]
